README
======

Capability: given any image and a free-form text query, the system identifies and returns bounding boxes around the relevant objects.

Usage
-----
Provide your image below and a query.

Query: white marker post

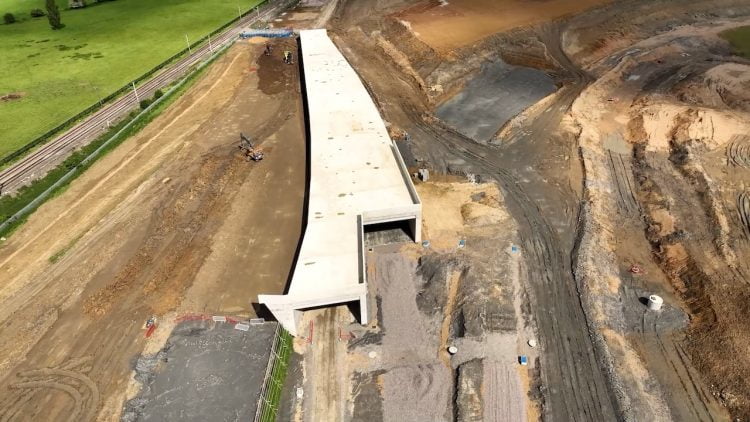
[131,82,140,103]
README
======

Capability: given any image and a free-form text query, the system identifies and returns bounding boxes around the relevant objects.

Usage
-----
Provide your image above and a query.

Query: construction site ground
[285,0,750,420]
[4,0,750,421]
[0,38,305,420]
[281,180,536,421]
[393,0,610,52]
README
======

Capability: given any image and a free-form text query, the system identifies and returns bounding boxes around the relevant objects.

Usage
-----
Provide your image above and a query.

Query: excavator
[239,132,264,161]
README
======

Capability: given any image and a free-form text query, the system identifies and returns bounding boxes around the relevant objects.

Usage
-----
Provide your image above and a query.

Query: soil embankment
[569,6,750,420]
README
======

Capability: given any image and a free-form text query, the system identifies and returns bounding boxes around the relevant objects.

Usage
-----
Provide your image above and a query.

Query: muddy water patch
[435,60,556,142]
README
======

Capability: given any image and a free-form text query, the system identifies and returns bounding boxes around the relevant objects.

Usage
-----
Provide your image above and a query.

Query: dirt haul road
[0,39,305,421]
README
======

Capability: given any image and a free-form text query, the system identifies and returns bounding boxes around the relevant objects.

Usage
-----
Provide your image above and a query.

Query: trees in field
[68,0,86,9]
[3,13,16,24]
[45,0,64,29]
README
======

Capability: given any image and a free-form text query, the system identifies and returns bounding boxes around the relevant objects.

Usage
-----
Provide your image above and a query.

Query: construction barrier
[254,324,293,422]
[173,313,261,325]
[240,28,294,38]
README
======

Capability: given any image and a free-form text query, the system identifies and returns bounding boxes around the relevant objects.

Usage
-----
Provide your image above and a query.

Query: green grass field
[0,0,262,157]
[721,25,750,59]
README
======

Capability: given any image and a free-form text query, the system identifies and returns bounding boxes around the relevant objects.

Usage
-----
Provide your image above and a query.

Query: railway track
[0,1,287,196]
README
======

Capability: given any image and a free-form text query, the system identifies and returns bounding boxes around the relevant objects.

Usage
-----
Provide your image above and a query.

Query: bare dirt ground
[4,0,750,421]
[0,38,305,421]
[288,180,532,421]
[394,0,610,52]
[568,8,750,419]
[327,2,615,420]
[303,0,750,421]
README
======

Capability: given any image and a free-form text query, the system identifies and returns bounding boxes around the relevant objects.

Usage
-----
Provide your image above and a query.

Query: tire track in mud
[484,362,525,422]
[644,313,717,422]
[726,136,750,168]
[739,191,750,240]
[416,23,618,420]
[1,43,303,422]
[630,284,713,421]
[336,18,619,420]
[0,394,33,422]
[608,151,640,215]
[401,102,618,421]
[0,357,99,422]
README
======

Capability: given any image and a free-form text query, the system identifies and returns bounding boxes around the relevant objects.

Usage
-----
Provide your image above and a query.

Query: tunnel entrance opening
[363,218,416,247]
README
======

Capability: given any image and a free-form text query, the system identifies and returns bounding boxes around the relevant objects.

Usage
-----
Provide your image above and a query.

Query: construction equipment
[283,50,293,65]
[239,132,264,161]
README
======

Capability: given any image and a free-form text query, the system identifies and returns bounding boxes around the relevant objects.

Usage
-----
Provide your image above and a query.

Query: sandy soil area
[395,0,610,52]
[0,38,305,420]
[568,10,750,420]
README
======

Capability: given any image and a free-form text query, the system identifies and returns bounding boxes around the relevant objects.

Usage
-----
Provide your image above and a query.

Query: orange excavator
[239,132,264,161]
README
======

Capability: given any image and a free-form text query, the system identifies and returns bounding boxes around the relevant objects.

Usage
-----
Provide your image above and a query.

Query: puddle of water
[435,60,556,142]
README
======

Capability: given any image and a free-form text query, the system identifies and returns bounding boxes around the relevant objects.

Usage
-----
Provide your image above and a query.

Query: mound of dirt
[0,92,23,102]
[394,0,609,52]
[675,62,750,112]
[460,202,506,227]
[637,101,750,152]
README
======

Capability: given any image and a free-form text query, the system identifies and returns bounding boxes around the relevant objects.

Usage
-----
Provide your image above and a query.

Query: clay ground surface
[394,0,611,51]
[308,0,750,421]
[328,4,610,420]
[566,5,750,419]
[0,38,305,421]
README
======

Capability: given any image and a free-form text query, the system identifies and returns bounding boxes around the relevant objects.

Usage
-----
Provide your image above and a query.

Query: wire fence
[255,324,293,422]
